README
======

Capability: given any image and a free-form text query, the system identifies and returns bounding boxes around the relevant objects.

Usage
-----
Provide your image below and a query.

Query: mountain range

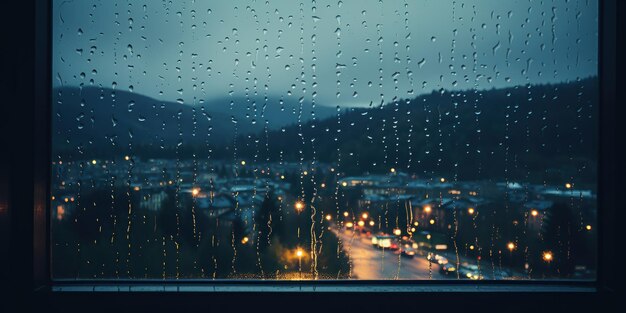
[52,86,337,151]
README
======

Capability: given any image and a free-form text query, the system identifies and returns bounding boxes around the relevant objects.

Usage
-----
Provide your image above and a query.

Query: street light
[343,211,349,217]
[507,242,516,252]
[424,205,432,213]
[543,251,553,262]
[358,220,365,227]
[325,214,332,221]
[565,183,572,189]
[585,225,592,231]
[531,209,539,217]
[296,248,304,258]
[429,219,435,225]
[467,207,475,215]
[361,213,368,219]
[192,187,200,197]
[393,228,402,236]
[369,220,375,227]
[295,201,305,212]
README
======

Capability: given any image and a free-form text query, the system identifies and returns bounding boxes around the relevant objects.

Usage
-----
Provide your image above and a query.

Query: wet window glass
[51,0,598,280]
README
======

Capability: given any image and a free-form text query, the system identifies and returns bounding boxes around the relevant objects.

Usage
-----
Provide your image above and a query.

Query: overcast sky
[53,0,598,108]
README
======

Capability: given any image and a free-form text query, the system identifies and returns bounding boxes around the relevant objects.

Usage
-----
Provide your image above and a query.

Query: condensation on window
[51,0,598,280]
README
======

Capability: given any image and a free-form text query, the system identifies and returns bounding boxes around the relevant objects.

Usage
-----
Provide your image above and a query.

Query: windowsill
[49,281,596,293]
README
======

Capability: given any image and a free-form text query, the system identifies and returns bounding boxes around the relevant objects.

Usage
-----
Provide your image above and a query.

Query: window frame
[4,0,617,306]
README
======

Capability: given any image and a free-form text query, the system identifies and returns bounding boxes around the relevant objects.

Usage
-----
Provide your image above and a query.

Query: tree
[255,190,282,251]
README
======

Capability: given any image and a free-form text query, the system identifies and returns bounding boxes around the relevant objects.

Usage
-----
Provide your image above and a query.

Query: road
[333,228,443,280]
[332,227,524,280]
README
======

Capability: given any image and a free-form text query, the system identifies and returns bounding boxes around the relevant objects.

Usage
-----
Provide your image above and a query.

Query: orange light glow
[424,205,432,213]
[467,207,475,215]
[531,209,539,217]
[543,251,553,262]
[507,242,516,251]
[294,201,305,212]
[361,213,368,219]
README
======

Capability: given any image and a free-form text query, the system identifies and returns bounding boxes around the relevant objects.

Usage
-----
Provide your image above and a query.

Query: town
[50,157,596,280]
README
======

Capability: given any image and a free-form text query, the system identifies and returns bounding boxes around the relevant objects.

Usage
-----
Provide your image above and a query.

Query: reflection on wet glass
[51,0,598,280]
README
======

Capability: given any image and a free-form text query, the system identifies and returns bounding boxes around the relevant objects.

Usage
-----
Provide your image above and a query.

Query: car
[426,252,448,265]
[458,264,483,280]
[439,263,457,275]
[372,235,395,249]
[389,239,400,251]
[400,247,416,258]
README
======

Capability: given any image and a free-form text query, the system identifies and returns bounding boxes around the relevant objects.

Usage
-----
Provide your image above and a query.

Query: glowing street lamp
[543,251,553,262]
[357,220,365,227]
[296,248,304,258]
[507,242,516,252]
[429,219,435,225]
[192,187,200,197]
[294,201,305,212]
[565,183,572,189]
[361,213,369,219]
[440,177,446,183]
[341,181,348,187]
[393,228,402,236]
[325,214,332,221]
[390,168,396,173]
[467,207,475,215]
[343,211,349,217]
[369,220,375,227]
[586,225,592,231]
[424,205,432,213]
[241,236,249,244]
[531,209,539,217]
[240,160,246,166]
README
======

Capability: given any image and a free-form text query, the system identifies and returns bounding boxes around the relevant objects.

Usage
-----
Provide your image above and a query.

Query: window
[51,0,599,282]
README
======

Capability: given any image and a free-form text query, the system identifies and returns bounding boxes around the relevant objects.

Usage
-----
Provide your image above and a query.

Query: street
[332,227,525,280]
